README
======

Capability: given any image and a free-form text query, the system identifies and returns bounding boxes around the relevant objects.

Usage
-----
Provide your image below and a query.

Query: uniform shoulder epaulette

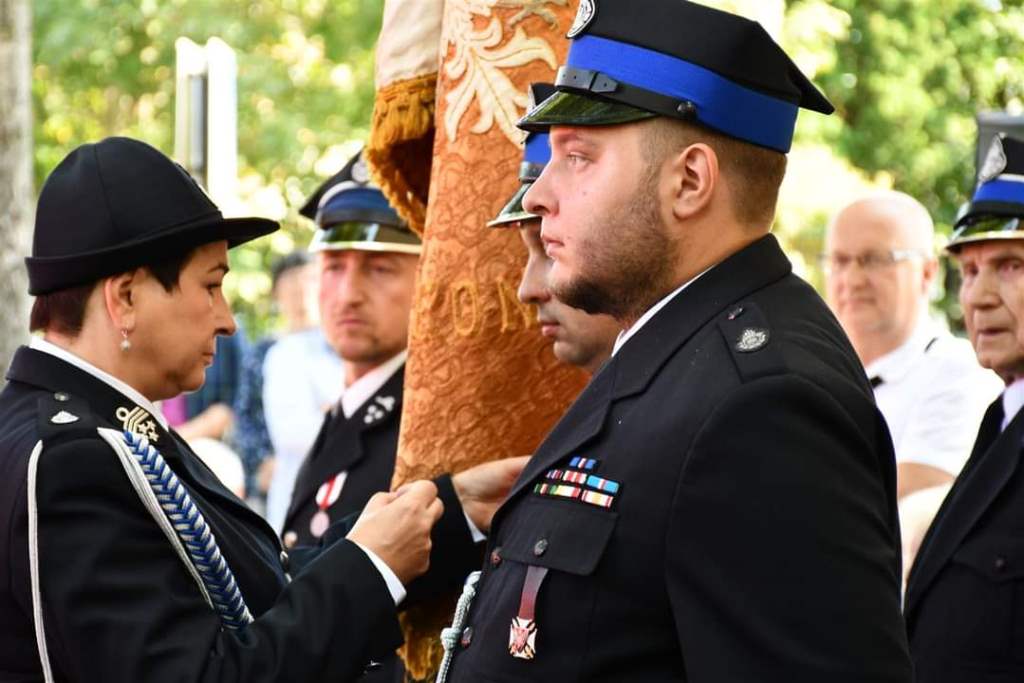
[37,391,97,448]
[716,302,787,383]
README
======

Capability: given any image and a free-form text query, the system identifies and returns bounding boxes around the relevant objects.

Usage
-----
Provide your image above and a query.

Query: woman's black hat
[26,137,278,295]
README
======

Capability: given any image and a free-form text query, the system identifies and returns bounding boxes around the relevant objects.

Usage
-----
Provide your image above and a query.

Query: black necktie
[869,376,884,389]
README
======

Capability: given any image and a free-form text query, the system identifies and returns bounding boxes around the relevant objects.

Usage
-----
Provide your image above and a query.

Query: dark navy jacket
[446,235,912,683]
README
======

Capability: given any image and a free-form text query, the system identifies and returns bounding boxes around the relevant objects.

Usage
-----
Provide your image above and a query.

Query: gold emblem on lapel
[116,406,160,443]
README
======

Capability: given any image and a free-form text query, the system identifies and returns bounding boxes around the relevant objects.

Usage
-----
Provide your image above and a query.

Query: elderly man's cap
[948,135,1024,252]
[518,0,834,153]
[489,84,556,228]
[307,150,421,255]
[26,137,277,295]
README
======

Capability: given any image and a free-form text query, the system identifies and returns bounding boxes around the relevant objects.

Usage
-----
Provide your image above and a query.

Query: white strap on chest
[26,429,216,681]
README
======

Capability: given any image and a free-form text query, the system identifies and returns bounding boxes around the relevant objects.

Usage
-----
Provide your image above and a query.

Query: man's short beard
[551,161,678,322]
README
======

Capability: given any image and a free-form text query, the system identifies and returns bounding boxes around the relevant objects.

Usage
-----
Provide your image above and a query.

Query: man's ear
[921,256,940,295]
[103,270,139,332]
[667,143,718,222]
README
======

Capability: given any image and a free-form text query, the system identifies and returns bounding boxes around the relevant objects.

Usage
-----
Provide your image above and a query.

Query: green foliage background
[32,0,1024,334]
[33,0,384,337]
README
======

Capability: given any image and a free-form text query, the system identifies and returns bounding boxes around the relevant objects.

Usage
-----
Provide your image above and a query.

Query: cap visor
[947,214,1024,253]
[518,90,656,133]
[488,183,536,228]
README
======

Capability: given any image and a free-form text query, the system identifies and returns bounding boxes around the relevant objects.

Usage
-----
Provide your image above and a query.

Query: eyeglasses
[819,249,927,274]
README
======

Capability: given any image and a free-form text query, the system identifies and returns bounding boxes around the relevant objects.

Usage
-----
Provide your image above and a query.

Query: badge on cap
[980,137,1008,186]
[351,157,370,184]
[566,0,595,38]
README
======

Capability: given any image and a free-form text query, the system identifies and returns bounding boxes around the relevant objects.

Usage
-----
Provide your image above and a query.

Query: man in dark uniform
[488,83,620,375]
[0,137,519,682]
[441,2,913,681]
[905,134,1024,683]
[282,152,423,549]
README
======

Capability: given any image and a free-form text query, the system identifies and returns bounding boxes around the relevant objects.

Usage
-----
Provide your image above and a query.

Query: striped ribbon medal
[311,472,346,538]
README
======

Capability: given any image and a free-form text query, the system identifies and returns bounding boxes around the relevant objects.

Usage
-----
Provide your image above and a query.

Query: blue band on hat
[974,177,1024,205]
[567,35,800,152]
[524,133,551,166]
[323,186,393,213]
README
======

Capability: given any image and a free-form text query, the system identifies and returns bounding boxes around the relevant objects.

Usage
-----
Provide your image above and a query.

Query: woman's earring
[120,329,132,352]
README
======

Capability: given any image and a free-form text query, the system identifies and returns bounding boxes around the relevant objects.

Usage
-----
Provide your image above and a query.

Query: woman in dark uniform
[0,137,512,682]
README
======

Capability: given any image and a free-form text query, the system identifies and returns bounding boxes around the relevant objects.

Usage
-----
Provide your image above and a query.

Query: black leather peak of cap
[27,136,277,295]
[580,0,833,114]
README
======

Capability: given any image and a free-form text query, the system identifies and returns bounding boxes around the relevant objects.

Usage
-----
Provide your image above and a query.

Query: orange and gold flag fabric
[367,1,587,679]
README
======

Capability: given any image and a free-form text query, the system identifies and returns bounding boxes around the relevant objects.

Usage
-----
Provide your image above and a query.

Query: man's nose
[522,166,554,218]
[517,260,552,305]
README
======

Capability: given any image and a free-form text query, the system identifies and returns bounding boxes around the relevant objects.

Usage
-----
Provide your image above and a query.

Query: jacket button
[490,547,502,567]
[994,556,1008,573]
[533,538,548,557]
[282,531,298,549]
[279,550,290,572]
[461,626,474,648]
[54,392,70,402]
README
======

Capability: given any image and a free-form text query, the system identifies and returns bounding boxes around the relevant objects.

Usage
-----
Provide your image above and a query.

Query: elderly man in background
[825,192,1002,500]
[906,134,1024,683]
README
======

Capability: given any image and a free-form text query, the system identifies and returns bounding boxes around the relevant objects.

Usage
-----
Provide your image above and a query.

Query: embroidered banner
[369,1,588,679]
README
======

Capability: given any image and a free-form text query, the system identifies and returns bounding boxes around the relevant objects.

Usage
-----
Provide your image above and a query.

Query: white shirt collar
[1001,378,1024,432]
[864,314,941,385]
[340,350,407,419]
[612,269,709,357]
[29,336,169,429]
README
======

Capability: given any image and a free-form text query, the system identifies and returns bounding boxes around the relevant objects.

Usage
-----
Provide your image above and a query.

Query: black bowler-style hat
[26,137,278,295]
[305,150,421,255]
[518,0,834,153]
[948,135,1024,252]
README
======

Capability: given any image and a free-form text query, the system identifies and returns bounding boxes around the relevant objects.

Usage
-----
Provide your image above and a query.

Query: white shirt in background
[263,329,344,534]
[866,319,1003,476]
[1000,378,1024,432]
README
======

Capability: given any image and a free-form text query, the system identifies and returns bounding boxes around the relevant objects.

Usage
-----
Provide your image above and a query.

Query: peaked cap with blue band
[518,0,834,153]
[489,84,555,228]
[948,135,1024,252]
[305,150,421,255]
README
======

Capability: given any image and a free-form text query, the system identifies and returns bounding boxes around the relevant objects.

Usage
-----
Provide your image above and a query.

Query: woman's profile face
[131,240,236,400]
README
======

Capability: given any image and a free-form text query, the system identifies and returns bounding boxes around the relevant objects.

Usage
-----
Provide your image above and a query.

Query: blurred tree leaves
[33,0,384,337]
[782,0,1024,322]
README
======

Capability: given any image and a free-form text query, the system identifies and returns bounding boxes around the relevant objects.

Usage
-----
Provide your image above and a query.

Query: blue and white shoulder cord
[27,429,254,683]
[119,430,253,629]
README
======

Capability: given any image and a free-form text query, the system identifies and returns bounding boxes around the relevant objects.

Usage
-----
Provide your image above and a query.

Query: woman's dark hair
[29,247,195,335]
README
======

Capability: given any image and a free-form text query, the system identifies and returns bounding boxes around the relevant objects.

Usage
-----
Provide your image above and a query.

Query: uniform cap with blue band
[489,83,555,228]
[948,135,1024,252]
[517,0,834,154]
[304,150,421,254]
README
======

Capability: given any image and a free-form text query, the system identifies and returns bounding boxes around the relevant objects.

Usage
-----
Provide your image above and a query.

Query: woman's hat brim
[26,214,278,295]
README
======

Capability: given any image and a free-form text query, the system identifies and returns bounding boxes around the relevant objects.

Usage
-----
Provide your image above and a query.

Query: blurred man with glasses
[825,192,1001,503]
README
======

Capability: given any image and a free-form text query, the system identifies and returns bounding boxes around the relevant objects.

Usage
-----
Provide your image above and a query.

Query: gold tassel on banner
[366,73,437,236]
